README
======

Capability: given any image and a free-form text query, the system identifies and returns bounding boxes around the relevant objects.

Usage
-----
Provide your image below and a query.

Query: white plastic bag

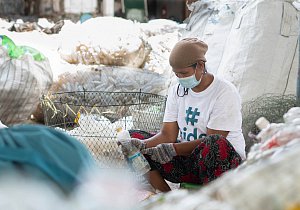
[0,42,53,125]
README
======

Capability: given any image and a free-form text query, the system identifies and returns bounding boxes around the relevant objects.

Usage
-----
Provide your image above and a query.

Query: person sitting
[122,38,246,192]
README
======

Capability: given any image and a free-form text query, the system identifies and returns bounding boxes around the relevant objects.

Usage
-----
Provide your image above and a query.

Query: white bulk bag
[217,0,299,103]
[182,0,246,74]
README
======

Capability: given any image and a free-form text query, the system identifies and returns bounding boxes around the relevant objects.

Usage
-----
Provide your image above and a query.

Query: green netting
[242,94,298,152]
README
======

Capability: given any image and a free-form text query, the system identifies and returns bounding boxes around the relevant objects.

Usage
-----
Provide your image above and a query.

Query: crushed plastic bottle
[117,128,150,175]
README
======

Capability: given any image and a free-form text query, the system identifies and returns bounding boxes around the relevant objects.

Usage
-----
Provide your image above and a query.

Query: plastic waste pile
[0,17,180,124]
[241,94,297,152]
[0,35,53,125]
[50,66,169,95]
[243,107,300,166]
[0,18,65,34]
[58,17,177,70]
[59,17,150,67]
[138,19,182,75]
[61,114,132,168]
[60,17,180,72]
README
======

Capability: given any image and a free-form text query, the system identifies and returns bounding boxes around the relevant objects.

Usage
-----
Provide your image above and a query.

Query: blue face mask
[177,70,202,89]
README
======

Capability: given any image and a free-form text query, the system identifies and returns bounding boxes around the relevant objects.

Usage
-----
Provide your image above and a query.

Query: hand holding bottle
[118,138,147,156]
[116,128,150,175]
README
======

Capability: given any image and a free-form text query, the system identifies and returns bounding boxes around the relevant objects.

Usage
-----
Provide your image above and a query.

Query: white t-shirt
[163,75,246,160]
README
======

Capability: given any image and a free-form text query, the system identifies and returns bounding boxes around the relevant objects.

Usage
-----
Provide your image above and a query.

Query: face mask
[177,70,202,89]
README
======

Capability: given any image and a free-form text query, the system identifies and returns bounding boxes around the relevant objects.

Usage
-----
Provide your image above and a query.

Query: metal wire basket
[41,90,166,168]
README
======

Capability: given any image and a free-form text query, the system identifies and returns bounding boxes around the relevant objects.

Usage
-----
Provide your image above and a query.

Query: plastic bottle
[255,117,284,143]
[116,127,131,139]
[255,117,270,131]
[116,128,150,175]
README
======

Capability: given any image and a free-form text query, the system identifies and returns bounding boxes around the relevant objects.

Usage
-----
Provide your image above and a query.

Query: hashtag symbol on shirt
[185,107,200,126]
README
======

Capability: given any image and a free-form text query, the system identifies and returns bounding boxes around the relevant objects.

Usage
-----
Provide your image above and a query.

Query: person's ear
[197,61,204,70]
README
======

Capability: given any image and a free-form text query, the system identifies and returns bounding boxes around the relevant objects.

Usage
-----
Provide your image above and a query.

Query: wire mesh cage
[41,90,166,168]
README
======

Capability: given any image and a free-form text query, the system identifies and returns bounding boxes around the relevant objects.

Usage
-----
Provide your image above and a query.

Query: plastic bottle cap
[255,117,270,130]
[116,127,122,133]
[116,128,131,140]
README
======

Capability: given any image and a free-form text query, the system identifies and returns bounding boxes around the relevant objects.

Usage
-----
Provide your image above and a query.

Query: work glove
[118,138,147,156]
[141,143,177,164]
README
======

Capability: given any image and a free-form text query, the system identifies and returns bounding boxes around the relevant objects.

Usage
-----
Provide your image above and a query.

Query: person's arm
[173,128,229,156]
[144,121,179,148]
[173,139,201,156]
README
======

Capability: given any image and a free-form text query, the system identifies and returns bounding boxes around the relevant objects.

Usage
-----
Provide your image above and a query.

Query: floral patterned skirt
[144,134,242,185]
